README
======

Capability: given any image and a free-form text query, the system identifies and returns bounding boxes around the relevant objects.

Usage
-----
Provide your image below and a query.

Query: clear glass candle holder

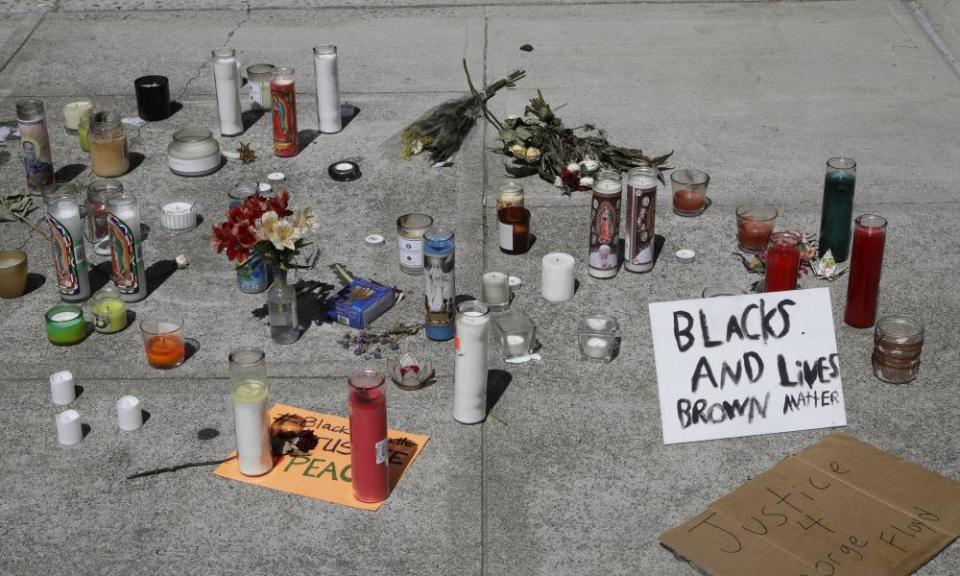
[736,205,778,253]
[873,315,924,384]
[671,168,710,217]
[140,316,186,369]
[578,315,620,363]
[481,270,511,310]
[493,311,536,359]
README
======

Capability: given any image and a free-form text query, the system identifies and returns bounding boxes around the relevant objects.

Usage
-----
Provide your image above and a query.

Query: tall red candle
[764,232,801,292]
[348,369,389,503]
[844,214,887,328]
[271,67,298,158]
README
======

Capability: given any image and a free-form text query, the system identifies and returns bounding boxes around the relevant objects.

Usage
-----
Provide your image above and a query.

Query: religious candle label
[48,215,82,295]
[589,194,620,271]
[648,287,846,444]
[424,252,455,328]
[107,214,143,296]
[625,181,656,268]
[20,118,54,191]
[271,81,297,156]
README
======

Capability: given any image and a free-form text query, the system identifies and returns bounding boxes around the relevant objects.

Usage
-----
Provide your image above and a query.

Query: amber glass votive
[736,205,778,253]
[671,169,710,217]
[0,250,28,298]
[141,317,186,368]
[498,206,531,255]
[873,315,924,384]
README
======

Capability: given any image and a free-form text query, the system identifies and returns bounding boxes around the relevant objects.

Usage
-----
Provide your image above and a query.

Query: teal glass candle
[818,157,856,262]
[45,304,87,345]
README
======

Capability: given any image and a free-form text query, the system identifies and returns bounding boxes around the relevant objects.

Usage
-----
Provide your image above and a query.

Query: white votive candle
[56,409,83,446]
[481,271,510,309]
[584,337,609,359]
[541,252,576,303]
[160,201,197,231]
[116,395,143,431]
[63,101,93,131]
[49,370,76,405]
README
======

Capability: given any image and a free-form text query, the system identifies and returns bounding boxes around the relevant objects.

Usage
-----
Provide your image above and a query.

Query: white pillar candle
[313,45,342,133]
[46,194,92,301]
[454,301,490,424]
[541,252,576,303]
[232,379,273,476]
[116,395,143,431]
[212,48,243,136]
[160,201,197,231]
[56,409,83,446]
[63,101,93,131]
[481,271,510,309]
[50,370,76,405]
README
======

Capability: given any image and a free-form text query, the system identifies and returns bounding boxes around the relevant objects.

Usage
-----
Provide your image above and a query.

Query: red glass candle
[844,214,887,328]
[764,232,801,292]
[736,205,778,253]
[348,369,389,503]
[271,67,298,158]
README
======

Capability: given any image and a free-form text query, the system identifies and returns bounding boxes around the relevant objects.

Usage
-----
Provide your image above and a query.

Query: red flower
[561,166,587,192]
[211,220,259,265]
[268,191,292,217]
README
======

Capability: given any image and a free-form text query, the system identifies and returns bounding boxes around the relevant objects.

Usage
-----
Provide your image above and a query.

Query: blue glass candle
[423,227,455,341]
[818,157,856,262]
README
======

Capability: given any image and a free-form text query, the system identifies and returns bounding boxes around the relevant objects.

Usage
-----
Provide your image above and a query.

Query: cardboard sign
[648,288,846,444]
[661,433,960,576]
[214,403,429,511]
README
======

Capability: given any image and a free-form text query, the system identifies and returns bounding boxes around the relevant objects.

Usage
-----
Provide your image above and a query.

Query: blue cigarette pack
[326,278,396,329]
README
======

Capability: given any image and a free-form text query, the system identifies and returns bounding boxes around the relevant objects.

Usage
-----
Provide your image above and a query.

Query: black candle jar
[134,75,171,121]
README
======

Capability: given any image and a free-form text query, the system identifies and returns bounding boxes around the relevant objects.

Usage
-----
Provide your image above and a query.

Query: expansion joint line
[177,14,249,102]
[904,0,960,78]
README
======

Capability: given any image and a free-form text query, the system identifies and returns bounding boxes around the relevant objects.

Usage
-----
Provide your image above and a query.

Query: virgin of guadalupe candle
[16,99,55,194]
[454,301,490,424]
[313,45,342,134]
[45,193,91,302]
[423,227,456,341]
[212,48,243,136]
[818,157,857,262]
[271,67,298,157]
[588,169,622,279]
[844,214,887,328]
[348,369,389,503]
[230,348,272,476]
[624,166,658,273]
[107,192,148,302]
[45,304,87,345]
[764,232,801,292]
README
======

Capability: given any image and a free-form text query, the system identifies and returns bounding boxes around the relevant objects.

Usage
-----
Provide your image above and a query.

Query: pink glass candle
[348,369,389,503]
[764,232,801,292]
[844,214,887,328]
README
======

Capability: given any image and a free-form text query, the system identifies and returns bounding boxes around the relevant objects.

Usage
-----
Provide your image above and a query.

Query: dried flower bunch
[491,90,673,194]
[211,191,316,270]
[401,61,526,164]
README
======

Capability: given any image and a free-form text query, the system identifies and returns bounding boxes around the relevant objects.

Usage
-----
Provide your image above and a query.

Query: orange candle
[673,189,705,213]
[146,335,185,368]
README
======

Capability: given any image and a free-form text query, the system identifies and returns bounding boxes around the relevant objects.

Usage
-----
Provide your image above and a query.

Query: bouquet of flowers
[401,61,526,164]
[211,191,316,270]
[491,90,673,194]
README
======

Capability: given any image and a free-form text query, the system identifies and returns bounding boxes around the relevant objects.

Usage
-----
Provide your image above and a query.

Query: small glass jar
[397,213,434,275]
[46,304,87,346]
[493,310,536,359]
[873,315,924,384]
[160,194,198,232]
[496,181,524,211]
[481,270,511,311]
[671,168,710,217]
[246,63,276,111]
[90,284,127,334]
[84,179,124,256]
[498,206,531,255]
[736,205,778,254]
[229,182,258,208]
[578,315,620,363]
[167,128,221,177]
[229,347,268,387]
[89,111,129,177]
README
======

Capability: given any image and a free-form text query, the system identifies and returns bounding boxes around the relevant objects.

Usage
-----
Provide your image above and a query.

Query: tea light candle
[584,337,610,359]
[49,370,76,405]
[504,334,529,357]
[541,252,576,303]
[116,395,143,431]
[160,200,197,231]
[63,101,93,132]
[45,305,86,345]
[56,409,83,446]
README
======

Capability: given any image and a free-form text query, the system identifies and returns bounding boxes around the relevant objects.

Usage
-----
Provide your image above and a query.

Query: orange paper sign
[214,403,429,511]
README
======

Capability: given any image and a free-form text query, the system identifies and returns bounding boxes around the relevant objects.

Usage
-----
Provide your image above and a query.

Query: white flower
[411,138,424,155]
[267,220,300,251]
[553,176,563,188]
[524,147,541,162]
[175,254,189,269]
[258,211,279,236]
[293,207,317,231]
[566,163,580,173]
[579,176,594,188]
[580,159,600,173]
[509,143,526,158]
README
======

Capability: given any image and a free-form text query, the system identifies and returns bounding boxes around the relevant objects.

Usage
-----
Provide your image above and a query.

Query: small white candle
[56,409,83,446]
[49,370,76,405]
[116,395,143,431]
[504,334,529,357]
[63,101,93,131]
[50,311,80,322]
[482,271,510,308]
[160,201,197,231]
[541,252,576,303]
[585,317,608,331]
[584,336,610,359]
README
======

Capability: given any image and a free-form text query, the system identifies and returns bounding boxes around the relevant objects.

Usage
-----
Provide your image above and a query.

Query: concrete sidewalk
[0,1,957,575]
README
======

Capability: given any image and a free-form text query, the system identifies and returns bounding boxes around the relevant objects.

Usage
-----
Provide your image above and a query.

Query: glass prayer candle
[736,205,778,253]
[455,301,491,423]
[578,315,620,363]
[496,181,524,211]
[844,214,887,328]
[624,166,658,273]
[764,232,801,292]
[588,169,622,279]
[107,192,148,302]
[671,168,710,217]
[348,369,389,503]
[45,304,87,345]
[46,192,92,302]
[271,67,298,157]
[397,213,434,275]
[90,111,129,177]
[229,182,258,208]
[0,250,28,299]
[872,315,924,384]
[212,47,243,136]
[17,99,55,194]
[84,179,123,257]
[498,206,530,255]
[493,310,536,360]
[141,317,186,369]
[818,157,856,262]
[134,75,171,121]
[167,128,221,177]
[246,64,276,111]
[481,270,511,311]
[313,45,342,134]
[90,284,127,334]
[63,101,93,133]
[423,227,456,341]
[230,347,273,476]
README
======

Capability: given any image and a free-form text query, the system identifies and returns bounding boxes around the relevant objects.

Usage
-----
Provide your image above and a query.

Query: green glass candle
[91,285,127,334]
[45,304,87,345]
[818,157,856,262]
[78,115,91,153]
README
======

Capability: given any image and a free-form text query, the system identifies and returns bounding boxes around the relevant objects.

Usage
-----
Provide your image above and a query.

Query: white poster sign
[648,288,846,444]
